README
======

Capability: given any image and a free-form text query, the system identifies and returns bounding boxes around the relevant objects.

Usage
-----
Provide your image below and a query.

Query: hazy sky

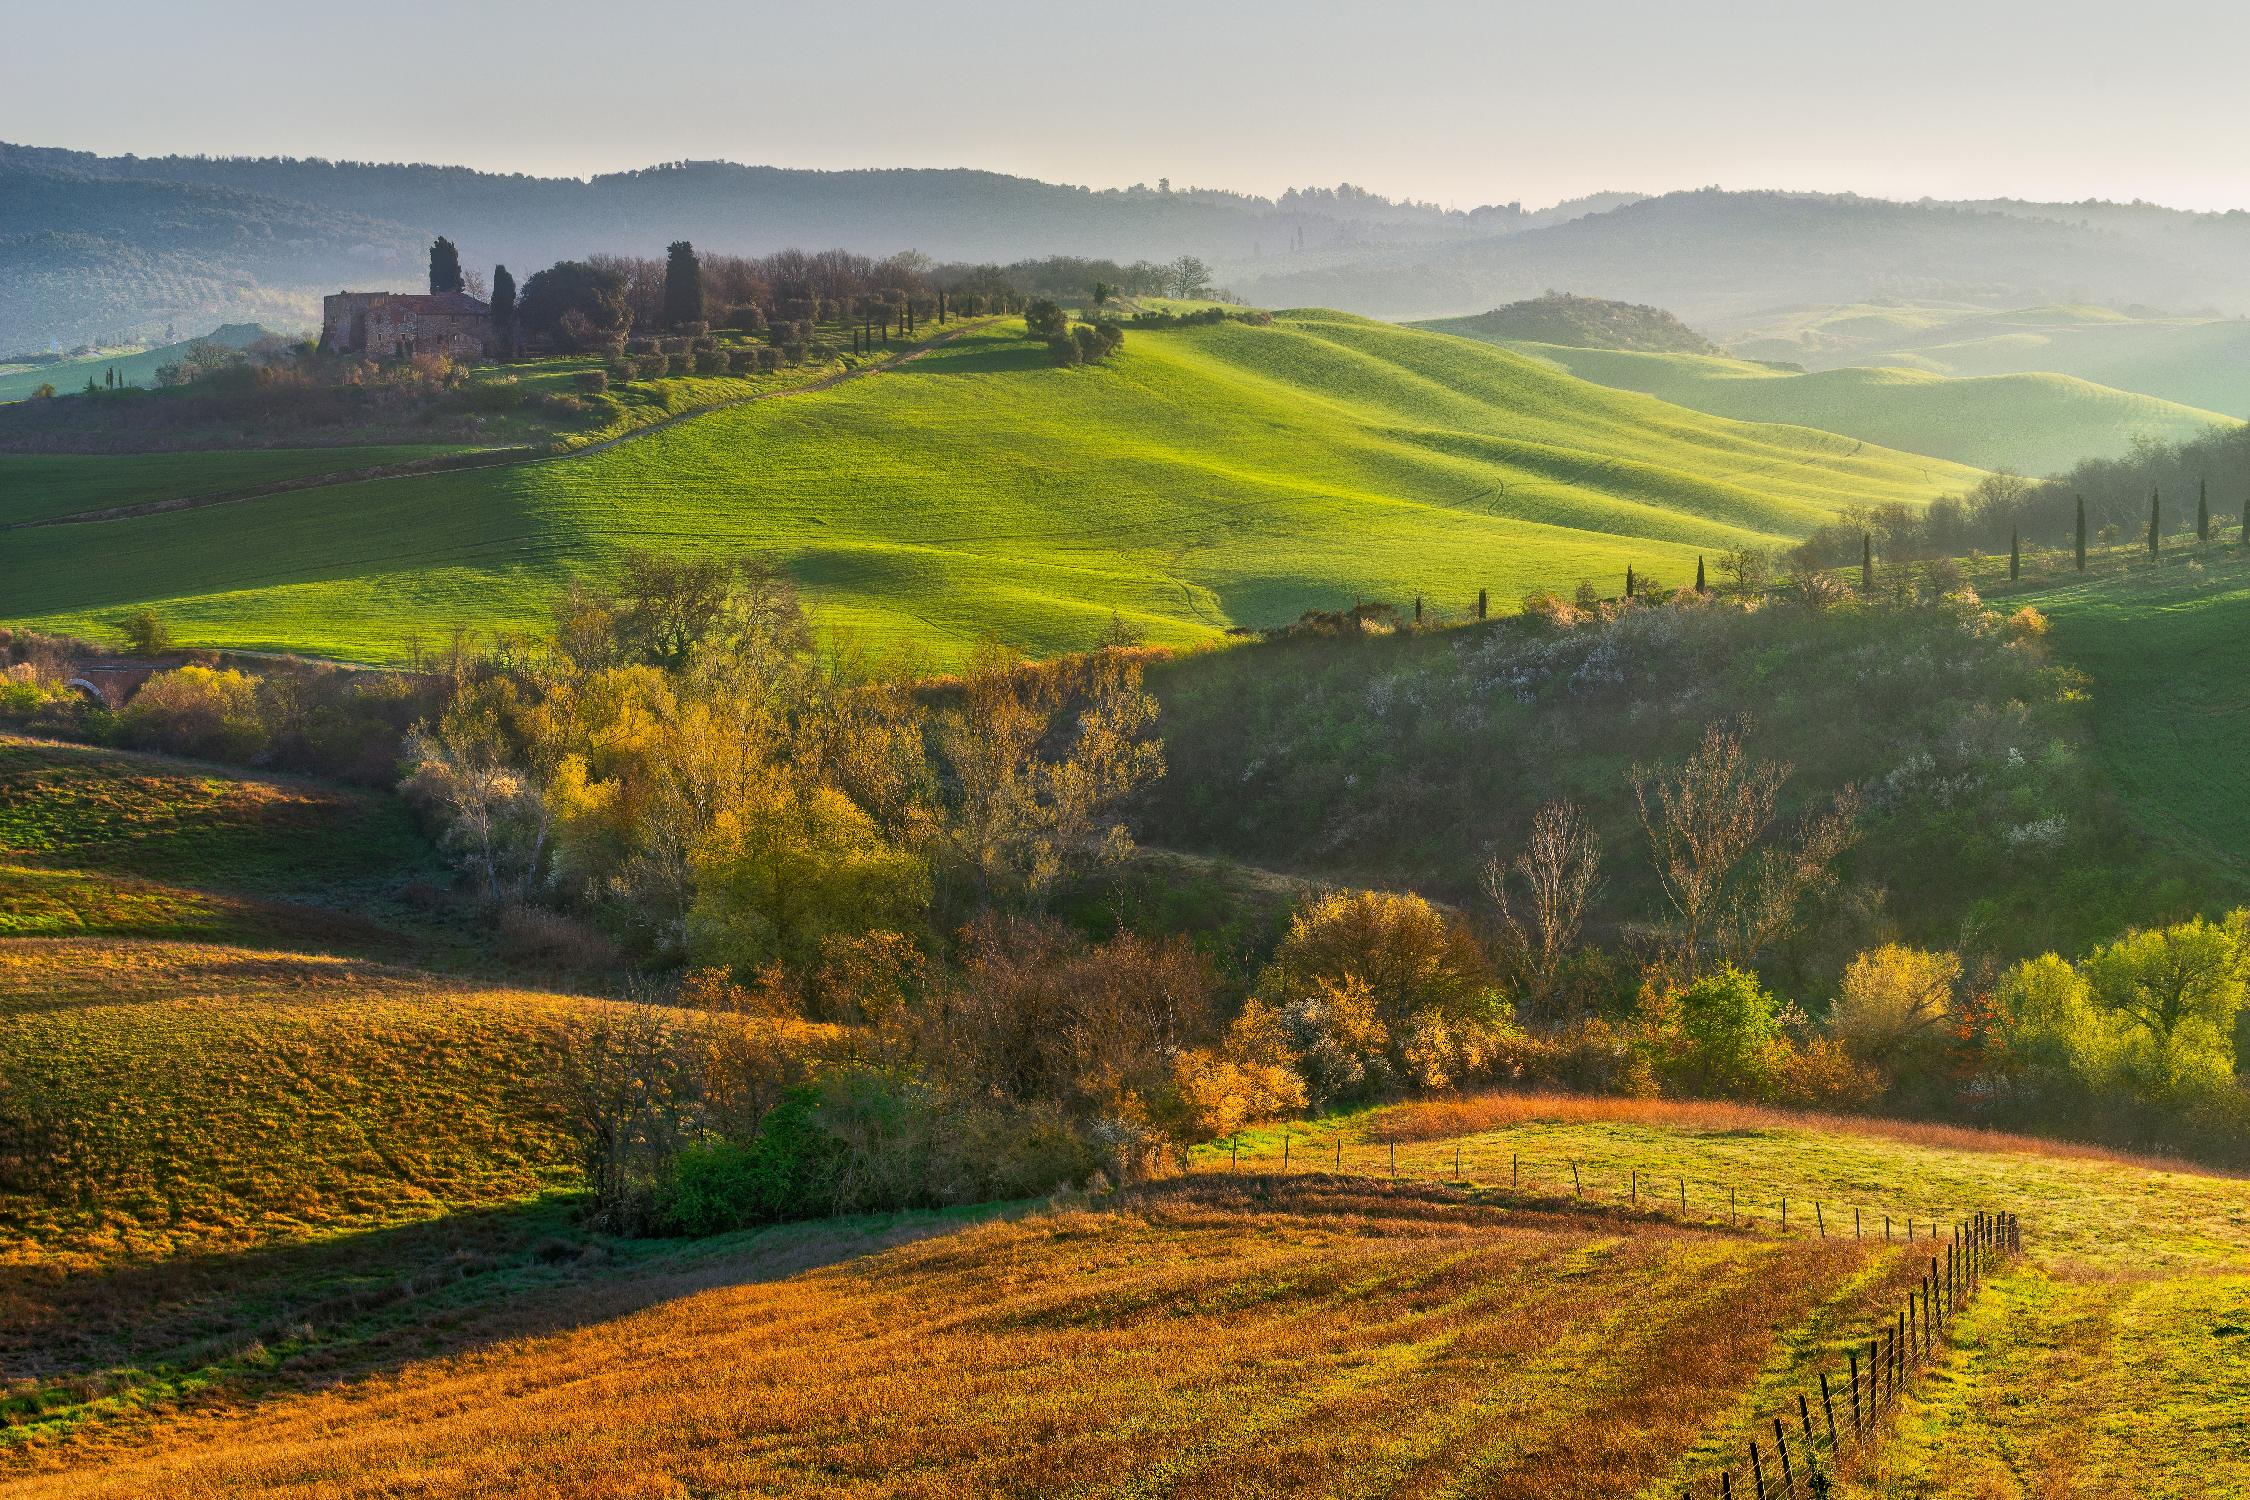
[7,0,2249,211]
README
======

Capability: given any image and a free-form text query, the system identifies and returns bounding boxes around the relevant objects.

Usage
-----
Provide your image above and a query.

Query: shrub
[1829,944,1961,1075]
[574,369,610,395]
[695,348,728,376]
[117,665,268,761]
[1024,299,1068,340]
[727,349,759,375]
[1648,967,1784,1098]
[118,608,172,654]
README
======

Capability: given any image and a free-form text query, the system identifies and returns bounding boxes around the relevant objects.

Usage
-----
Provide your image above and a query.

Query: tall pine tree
[1861,533,1873,593]
[2075,494,2087,572]
[2149,488,2161,557]
[663,241,704,329]
[2009,528,2020,582]
[2198,477,2210,541]
[428,237,464,295]
[1695,555,1707,593]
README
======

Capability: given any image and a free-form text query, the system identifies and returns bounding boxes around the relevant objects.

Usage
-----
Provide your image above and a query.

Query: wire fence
[1191,1133,1983,1246]
[1185,1135,2024,1498]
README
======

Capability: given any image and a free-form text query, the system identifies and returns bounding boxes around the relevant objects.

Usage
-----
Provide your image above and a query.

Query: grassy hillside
[1993,554,2250,885]
[0,325,273,404]
[10,1094,2244,1497]
[0,313,1982,664]
[1,1176,1910,1497]
[1479,340,2234,476]
[0,448,484,526]
[1204,1094,2250,1499]
[1416,293,1720,354]
[1722,301,2250,418]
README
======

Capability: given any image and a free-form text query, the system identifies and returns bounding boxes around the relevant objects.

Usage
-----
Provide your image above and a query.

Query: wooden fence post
[1816,1202,1825,1238]
[1512,1152,1518,1188]
[1572,1161,1582,1197]
[1798,1391,1819,1471]
[1781,1197,1788,1232]
[1632,1168,1638,1207]
[1680,1177,1688,1217]
[1230,1137,1238,1171]
[1819,1370,1839,1452]
[1283,1135,1290,1169]
[1855,1207,1861,1239]
[1453,1142,1460,1180]
[1749,1440,1767,1500]
[1389,1140,1396,1176]
[1847,1348,1862,1433]
[1731,1186,1737,1225]
[1773,1419,1796,1498]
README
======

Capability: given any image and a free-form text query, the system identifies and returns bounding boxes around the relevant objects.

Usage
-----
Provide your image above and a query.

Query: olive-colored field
[0,312,1982,664]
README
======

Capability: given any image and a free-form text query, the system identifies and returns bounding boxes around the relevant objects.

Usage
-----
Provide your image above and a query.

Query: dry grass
[0,1179,1900,1499]
[1194,1091,2250,1498]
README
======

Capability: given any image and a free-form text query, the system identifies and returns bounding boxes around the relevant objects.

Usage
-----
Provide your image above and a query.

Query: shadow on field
[888,341,1056,376]
[0,1194,1005,1448]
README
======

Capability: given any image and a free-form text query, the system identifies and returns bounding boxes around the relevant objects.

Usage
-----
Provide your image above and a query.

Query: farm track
[6,319,998,531]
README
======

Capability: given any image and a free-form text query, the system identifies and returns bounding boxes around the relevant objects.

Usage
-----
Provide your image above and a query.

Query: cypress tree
[2075,494,2087,572]
[2242,497,2249,552]
[1625,564,1636,598]
[428,237,464,294]
[1695,555,1707,593]
[1861,533,1873,593]
[2150,488,2161,557]
[663,241,704,329]
[489,265,516,354]
[1476,587,1488,620]
[2009,528,2020,581]
[2198,477,2210,541]
[1414,595,1423,624]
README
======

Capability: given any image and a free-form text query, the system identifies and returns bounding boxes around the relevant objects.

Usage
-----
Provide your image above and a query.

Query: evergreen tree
[1625,564,1636,598]
[2009,528,2020,582]
[1695,555,1707,593]
[2075,494,2088,572]
[2198,477,2210,541]
[1861,533,1873,593]
[489,265,516,352]
[2149,488,2161,557]
[428,237,464,295]
[2242,498,2249,553]
[663,241,704,329]
[1476,587,1487,620]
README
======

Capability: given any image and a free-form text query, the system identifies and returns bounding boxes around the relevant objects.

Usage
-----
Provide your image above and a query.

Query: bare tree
[1632,721,1860,979]
[1483,800,1601,1014]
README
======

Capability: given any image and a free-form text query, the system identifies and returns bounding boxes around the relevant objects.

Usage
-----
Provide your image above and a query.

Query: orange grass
[0,1179,1899,1500]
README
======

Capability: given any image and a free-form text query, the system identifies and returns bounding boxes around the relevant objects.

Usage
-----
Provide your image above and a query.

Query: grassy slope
[1486,339,2234,476]
[0,449,484,527]
[1723,302,2250,417]
[0,329,268,405]
[0,735,448,950]
[0,313,1982,664]
[1224,1094,2250,1500]
[1996,550,2250,886]
[0,1179,1905,1499]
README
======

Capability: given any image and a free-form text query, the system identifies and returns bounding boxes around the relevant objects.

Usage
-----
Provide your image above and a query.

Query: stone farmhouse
[319,291,493,359]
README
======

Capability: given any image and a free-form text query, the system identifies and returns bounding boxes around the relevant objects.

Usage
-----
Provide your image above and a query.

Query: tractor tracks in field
[5,319,997,532]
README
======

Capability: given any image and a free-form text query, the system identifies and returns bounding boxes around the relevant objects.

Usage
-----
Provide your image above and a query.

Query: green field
[0,448,487,526]
[0,312,1983,664]
[1470,340,2234,477]
[1998,555,2250,885]
[1719,302,2250,418]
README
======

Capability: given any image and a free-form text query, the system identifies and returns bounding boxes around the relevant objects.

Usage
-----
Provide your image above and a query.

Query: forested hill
[1,143,1615,350]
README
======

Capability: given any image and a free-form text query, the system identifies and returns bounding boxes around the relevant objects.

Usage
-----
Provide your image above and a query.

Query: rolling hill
[1722,301,2250,418]
[1417,293,1720,354]
[0,312,1983,664]
[1456,338,2237,476]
